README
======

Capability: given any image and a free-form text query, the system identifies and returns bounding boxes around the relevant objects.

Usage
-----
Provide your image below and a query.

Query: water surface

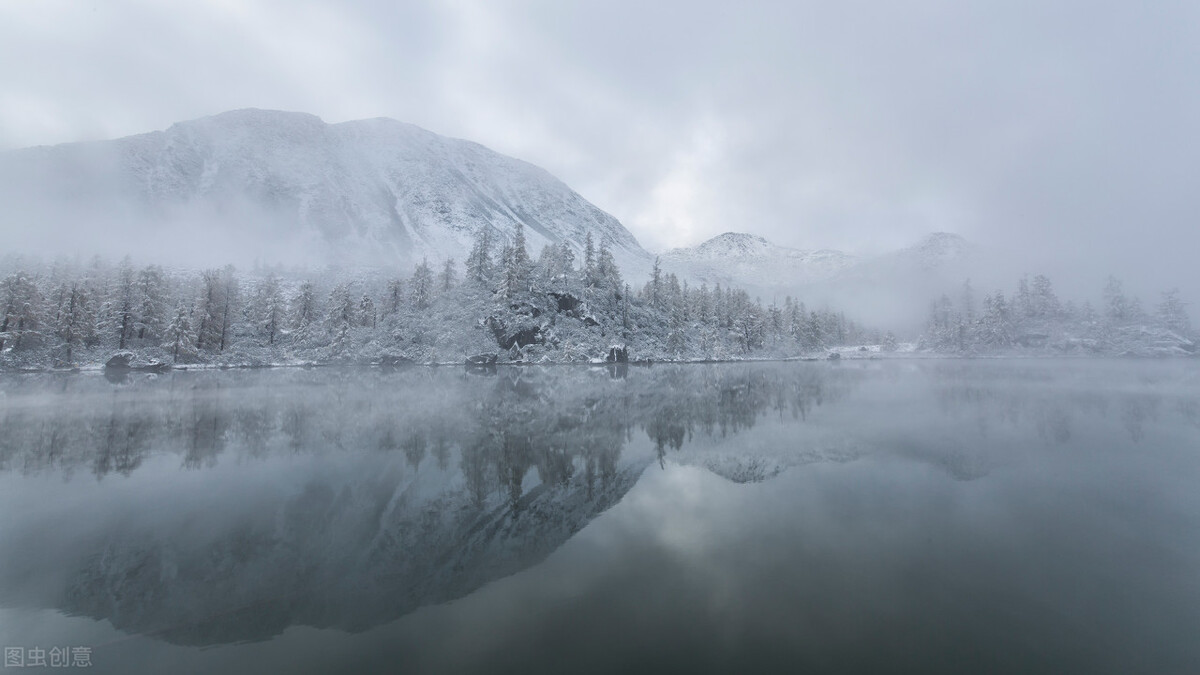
[1,360,1198,674]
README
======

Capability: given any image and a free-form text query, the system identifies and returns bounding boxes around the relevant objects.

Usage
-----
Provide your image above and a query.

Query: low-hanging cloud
[1,0,1197,299]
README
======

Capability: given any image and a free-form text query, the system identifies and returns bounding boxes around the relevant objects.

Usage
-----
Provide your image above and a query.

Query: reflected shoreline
[10,350,1195,381]
[1,359,1197,661]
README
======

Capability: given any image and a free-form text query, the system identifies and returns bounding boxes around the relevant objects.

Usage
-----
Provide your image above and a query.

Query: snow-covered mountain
[660,232,856,289]
[658,231,979,331]
[0,109,649,269]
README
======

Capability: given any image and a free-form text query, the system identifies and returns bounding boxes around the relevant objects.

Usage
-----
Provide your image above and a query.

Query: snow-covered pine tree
[383,279,404,316]
[411,259,434,309]
[979,292,1014,346]
[558,243,576,284]
[595,239,622,297]
[465,224,494,286]
[359,294,377,329]
[325,283,357,355]
[501,223,532,298]
[254,274,284,345]
[163,302,197,363]
[291,281,319,332]
[195,269,223,352]
[327,284,357,336]
[583,231,596,287]
[106,256,137,350]
[52,282,90,364]
[134,265,168,343]
[649,256,663,308]
[217,266,239,352]
[0,270,44,352]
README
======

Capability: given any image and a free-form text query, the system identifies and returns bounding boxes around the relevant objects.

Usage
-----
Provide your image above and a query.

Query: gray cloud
[2,0,1198,297]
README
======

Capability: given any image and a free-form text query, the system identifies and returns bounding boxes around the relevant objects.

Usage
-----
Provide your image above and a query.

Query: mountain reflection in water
[0,363,851,645]
[1,360,1198,674]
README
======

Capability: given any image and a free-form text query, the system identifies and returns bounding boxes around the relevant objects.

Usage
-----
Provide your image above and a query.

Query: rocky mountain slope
[0,109,649,269]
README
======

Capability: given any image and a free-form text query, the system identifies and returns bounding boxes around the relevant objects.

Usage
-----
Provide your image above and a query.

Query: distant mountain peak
[674,232,776,259]
[710,231,769,244]
[660,231,857,290]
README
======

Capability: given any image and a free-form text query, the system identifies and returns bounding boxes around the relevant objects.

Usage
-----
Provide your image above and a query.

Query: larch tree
[163,302,197,363]
[410,259,434,309]
[254,274,284,345]
[291,281,319,333]
[53,282,91,364]
[465,224,494,285]
[0,271,44,352]
[383,279,405,316]
[135,265,168,343]
[359,294,377,329]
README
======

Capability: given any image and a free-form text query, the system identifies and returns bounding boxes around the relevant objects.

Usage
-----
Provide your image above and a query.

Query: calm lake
[1,360,1199,674]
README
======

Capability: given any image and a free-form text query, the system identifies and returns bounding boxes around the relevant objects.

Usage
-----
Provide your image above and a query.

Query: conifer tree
[411,258,434,309]
[135,265,167,343]
[465,225,494,285]
[291,281,318,332]
[163,302,197,362]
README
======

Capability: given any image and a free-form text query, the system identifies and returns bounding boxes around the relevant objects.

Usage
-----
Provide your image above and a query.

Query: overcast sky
[2,0,1198,293]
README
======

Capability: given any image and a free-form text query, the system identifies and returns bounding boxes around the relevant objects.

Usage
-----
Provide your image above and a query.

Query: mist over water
[3,6,1198,675]
[1,360,1198,674]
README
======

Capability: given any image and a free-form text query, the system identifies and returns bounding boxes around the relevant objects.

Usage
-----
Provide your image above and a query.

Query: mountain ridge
[658,230,976,329]
[0,108,649,270]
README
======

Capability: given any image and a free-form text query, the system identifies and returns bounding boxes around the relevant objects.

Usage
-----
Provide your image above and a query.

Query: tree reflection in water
[0,360,1194,647]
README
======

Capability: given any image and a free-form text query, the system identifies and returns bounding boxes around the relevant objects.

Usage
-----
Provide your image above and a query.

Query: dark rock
[827,352,841,361]
[512,326,542,349]
[104,351,170,373]
[583,315,600,327]
[547,292,582,313]
[510,302,542,318]
[485,316,543,350]
[104,352,134,370]
[607,345,629,363]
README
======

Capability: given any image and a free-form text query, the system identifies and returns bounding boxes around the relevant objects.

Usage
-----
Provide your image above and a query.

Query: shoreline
[2,350,1196,377]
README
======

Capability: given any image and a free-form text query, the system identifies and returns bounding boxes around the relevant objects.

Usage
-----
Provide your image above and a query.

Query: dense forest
[2,224,1196,370]
[0,225,871,369]
[920,274,1196,356]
